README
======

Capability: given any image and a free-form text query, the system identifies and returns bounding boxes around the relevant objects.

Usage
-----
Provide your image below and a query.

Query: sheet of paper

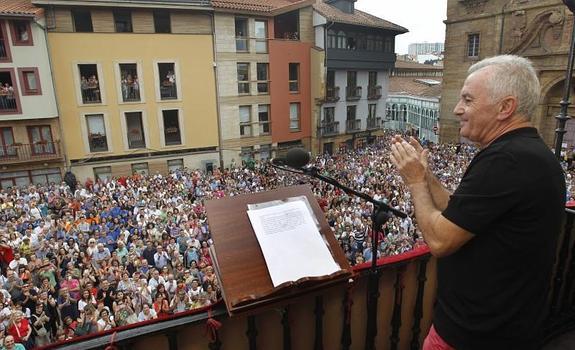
[247,199,340,287]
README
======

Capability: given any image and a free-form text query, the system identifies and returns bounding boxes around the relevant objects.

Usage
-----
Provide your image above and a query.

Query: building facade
[407,42,444,57]
[0,2,62,189]
[441,0,573,146]
[385,60,442,143]
[32,0,220,181]
[212,0,315,165]
[312,0,406,154]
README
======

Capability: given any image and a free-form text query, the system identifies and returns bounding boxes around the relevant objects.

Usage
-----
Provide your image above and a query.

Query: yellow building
[32,0,219,181]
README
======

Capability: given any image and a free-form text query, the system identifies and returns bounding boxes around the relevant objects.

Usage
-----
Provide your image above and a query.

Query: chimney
[325,0,356,14]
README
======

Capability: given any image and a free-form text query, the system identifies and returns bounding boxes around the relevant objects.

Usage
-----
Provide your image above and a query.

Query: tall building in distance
[441,0,571,145]
[408,42,444,57]
[0,2,62,188]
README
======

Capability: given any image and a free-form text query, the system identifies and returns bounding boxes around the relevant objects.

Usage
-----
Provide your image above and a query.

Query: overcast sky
[355,0,448,54]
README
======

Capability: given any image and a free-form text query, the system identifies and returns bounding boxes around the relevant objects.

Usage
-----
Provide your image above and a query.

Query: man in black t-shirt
[391,55,566,350]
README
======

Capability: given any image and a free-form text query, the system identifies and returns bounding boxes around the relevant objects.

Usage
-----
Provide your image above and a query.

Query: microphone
[271,148,311,169]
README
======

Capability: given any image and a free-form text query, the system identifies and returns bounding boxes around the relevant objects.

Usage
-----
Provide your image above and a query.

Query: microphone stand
[271,162,406,350]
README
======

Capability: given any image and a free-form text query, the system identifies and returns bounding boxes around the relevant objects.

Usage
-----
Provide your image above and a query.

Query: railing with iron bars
[0,141,62,163]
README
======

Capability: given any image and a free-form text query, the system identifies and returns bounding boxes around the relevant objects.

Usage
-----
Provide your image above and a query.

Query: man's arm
[426,171,451,211]
[391,140,474,257]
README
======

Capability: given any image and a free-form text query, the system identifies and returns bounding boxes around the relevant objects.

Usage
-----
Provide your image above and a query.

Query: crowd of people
[0,133,571,349]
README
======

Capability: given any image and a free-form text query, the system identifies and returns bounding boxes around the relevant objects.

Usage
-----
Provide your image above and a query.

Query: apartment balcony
[0,141,62,164]
[319,121,339,136]
[325,86,340,103]
[367,117,382,130]
[42,207,575,350]
[346,119,361,132]
[367,85,382,100]
[346,86,362,101]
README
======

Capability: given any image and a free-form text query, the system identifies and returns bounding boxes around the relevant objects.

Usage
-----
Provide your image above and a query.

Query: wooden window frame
[10,20,33,46]
[0,68,21,115]
[0,21,12,63]
[18,67,42,96]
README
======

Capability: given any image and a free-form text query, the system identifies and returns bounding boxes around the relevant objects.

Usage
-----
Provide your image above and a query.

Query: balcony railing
[346,86,362,101]
[319,121,339,136]
[160,83,177,100]
[0,94,17,112]
[40,207,575,350]
[367,117,382,130]
[325,86,340,102]
[0,141,62,164]
[346,118,361,132]
[367,85,382,100]
[81,87,101,104]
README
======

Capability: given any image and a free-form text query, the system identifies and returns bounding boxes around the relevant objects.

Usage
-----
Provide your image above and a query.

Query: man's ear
[497,96,518,120]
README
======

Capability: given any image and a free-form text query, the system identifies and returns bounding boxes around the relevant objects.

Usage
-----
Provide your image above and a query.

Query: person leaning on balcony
[390,55,566,350]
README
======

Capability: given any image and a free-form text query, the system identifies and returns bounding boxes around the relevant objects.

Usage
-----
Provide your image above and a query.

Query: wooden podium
[205,184,352,315]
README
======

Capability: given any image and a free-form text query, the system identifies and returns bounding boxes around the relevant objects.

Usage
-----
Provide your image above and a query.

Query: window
[158,63,177,100]
[368,104,377,119]
[324,107,335,123]
[0,127,15,158]
[289,63,299,93]
[274,10,299,40]
[162,109,181,145]
[255,20,267,53]
[72,9,93,32]
[119,63,140,102]
[114,10,133,33]
[235,18,248,52]
[28,125,54,154]
[368,71,377,87]
[0,21,11,62]
[239,105,252,137]
[327,70,335,88]
[93,166,112,182]
[347,71,357,88]
[18,68,41,96]
[327,30,336,49]
[347,105,356,120]
[125,112,145,149]
[289,103,300,131]
[167,159,183,172]
[10,21,32,45]
[237,63,250,94]
[86,114,108,152]
[467,33,480,58]
[31,168,61,186]
[153,11,171,33]
[256,63,268,94]
[0,69,19,113]
[258,105,270,135]
[78,64,101,104]
[131,163,149,176]
[259,144,271,160]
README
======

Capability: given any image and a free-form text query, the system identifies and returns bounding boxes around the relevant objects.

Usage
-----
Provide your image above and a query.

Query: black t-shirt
[437,128,566,350]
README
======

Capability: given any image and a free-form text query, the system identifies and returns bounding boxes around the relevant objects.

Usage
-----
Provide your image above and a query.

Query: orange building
[268,14,314,154]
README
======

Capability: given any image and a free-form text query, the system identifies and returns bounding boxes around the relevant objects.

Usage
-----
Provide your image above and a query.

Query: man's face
[453,68,501,146]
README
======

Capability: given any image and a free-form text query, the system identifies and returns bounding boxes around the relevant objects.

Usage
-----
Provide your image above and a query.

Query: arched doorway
[542,79,575,149]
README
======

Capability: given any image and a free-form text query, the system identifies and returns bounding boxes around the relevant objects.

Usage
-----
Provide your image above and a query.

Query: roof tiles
[313,0,407,32]
[0,0,42,17]
[212,0,310,13]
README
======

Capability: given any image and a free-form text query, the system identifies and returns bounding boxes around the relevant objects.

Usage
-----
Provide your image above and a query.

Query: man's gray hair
[468,55,540,119]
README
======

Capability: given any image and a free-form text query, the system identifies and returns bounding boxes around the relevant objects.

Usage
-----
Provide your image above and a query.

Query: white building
[0,2,62,188]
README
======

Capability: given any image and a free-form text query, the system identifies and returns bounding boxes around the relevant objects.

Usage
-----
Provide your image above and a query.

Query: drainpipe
[33,11,69,172]
[209,12,225,170]
[498,1,510,54]
[319,20,335,154]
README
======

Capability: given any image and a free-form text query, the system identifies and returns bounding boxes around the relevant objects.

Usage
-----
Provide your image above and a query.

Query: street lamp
[554,0,575,159]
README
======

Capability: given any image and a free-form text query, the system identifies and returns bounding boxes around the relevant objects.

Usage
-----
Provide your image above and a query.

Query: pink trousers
[423,325,455,350]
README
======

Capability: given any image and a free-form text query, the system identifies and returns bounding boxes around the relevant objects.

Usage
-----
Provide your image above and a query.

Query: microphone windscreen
[285,148,310,168]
